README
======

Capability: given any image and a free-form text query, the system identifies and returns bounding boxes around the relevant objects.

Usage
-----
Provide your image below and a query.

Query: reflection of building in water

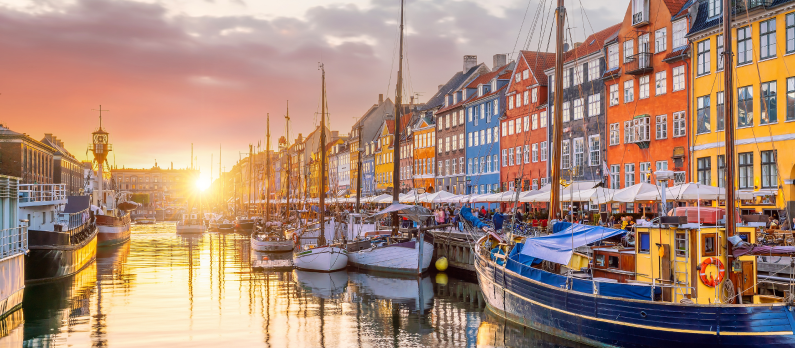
[477,308,589,348]
[92,241,132,347]
[23,261,97,347]
[0,309,24,347]
[430,276,485,346]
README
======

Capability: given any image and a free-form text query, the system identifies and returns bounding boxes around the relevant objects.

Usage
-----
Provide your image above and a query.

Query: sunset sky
[2,0,622,182]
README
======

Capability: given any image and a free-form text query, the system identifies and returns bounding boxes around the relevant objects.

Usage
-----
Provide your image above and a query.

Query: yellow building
[374,120,395,192]
[689,2,795,215]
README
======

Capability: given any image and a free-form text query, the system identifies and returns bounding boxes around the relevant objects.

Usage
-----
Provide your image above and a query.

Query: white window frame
[655,70,667,95]
[532,143,539,162]
[610,84,619,106]
[588,93,601,117]
[673,111,686,137]
[540,141,548,161]
[656,114,667,139]
[589,135,600,166]
[654,27,667,53]
[639,75,650,99]
[609,123,620,145]
[624,80,634,103]
[672,66,685,91]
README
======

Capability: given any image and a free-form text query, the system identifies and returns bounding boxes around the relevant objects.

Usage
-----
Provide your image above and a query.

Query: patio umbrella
[635,183,725,201]
[560,188,616,204]
[611,183,660,203]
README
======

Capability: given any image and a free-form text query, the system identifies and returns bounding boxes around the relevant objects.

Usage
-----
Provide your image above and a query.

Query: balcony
[632,10,648,27]
[0,226,27,259]
[623,52,653,75]
[734,0,771,14]
[19,184,67,207]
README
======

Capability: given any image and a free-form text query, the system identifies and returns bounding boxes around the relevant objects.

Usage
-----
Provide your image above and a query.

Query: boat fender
[699,257,725,287]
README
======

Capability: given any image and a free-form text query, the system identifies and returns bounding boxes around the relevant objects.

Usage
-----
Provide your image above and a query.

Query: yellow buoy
[435,256,448,271]
[435,272,448,285]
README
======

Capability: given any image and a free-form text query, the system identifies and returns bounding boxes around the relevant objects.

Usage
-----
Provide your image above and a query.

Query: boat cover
[519,222,626,265]
[368,203,432,223]
[732,244,795,257]
[507,243,653,301]
[63,196,91,214]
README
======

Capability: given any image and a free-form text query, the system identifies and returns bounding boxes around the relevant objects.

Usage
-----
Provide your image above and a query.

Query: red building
[604,0,692,213]
[500,51,555,201]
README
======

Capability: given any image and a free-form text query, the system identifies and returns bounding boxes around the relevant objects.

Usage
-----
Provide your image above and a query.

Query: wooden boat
[347,232,434,274]
[234,217,256,234]
[96,212,131,246]
[293,269,348,298]
[250,232,294,253]
[135,217,156,224]
[176,213,205,234]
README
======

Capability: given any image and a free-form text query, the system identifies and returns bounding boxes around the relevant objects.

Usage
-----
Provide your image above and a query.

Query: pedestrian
[492,209,504,231]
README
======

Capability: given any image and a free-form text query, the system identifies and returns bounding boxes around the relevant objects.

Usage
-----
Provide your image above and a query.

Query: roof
[686,0,720,37]
[563,23,621,63]
[418,63,486,112]
[465,64,511,89]
[662,0,689,15]
[662,45,689,61]
[435,93,474,114]
[672,0,694,20]
[464,83,509,106]
[519,51,556,86]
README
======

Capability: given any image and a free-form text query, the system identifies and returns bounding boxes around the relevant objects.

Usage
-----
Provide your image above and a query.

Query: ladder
[672,235,690,302]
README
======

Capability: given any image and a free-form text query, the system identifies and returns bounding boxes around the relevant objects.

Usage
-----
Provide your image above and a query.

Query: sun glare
[196,177,211,191]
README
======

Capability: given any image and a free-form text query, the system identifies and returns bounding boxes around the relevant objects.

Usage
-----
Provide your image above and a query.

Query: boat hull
[235,221,255,234]
[250,236,294,252]
[293,247,348,272]
[176,224,205,234]
[348,235,434,275]
[474,242,795,348]
[96,215,131,247]
[0,254,24,319]
[25,226,97,284]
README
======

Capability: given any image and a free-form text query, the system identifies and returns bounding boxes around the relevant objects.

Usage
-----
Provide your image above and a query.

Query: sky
[1,0,624,183]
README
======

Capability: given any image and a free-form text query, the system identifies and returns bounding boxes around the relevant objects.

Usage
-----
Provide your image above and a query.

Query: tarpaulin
[519,223,626,265]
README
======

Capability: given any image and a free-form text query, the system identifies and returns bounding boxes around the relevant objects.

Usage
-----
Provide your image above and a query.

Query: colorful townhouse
[689,0,795,216]
[349,94,392,198]
[412,114,437,193]
[362,140,376,196]
[546,24,621,197]
[501,50,555,197]
[399,116,414,194]
[604,0,692,213]
[374,121,394,192]
[434,56,491,194]
[465,62,514,197]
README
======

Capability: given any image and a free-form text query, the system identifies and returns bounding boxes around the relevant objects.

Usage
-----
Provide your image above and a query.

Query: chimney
[438,84,444,91]
[493,54,507,70]
[573,42,583,49]
[463,55,478,72]
[378,94,384,104]
[44,133,53,142]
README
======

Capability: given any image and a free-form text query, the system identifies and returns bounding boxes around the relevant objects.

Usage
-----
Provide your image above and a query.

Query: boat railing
[0,226,27,259]
[59,208,91,230]
[19,184,67,206]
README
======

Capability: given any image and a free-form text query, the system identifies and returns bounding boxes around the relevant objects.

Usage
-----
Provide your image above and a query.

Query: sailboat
[471,1,795,347]
[292,63,349,272]
[344,0,435,275]
[251,114,294,253]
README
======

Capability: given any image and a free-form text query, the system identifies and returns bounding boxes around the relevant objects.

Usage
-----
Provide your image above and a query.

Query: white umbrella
[372,193,394,204]
[611,183,660,203]
[520,190,551,203]
[437,194,467,203]
[561,188,616,204]
[422,190,456,203]
[635,183,725,201]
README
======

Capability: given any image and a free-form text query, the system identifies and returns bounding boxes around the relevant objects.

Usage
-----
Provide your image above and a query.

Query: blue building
[464,64,513,208]
[361,144,376,197]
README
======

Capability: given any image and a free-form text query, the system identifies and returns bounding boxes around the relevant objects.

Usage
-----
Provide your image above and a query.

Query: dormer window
[478,84,485,97]
[707,0,721,18]
[491,79,497,91]
[453,93,458,104]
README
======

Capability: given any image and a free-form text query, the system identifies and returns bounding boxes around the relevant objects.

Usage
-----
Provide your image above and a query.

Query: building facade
[41,133,85,195]
[0,125,55,185]
[413,115,436,192]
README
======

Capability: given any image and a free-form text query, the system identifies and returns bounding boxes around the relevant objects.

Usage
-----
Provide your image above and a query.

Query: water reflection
[13,222,570,347]
[476,309,587,348]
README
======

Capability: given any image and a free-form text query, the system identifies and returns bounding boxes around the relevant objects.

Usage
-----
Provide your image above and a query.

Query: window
[717,155,725,188]
[639,75,650,99]
[480,130,485,145]
[540,111,547,128]
[515,120,521,134]
[515,147,521,167]
[523,90,530,105]
[573,98,584,120]
[760,19,776,60]
[532,143,538,162]
[761,81,777,124]
[532,114,538,129]
[675,232,688,257]
[515,73,521,82]
[716,91,725,131]
[639,162,651,183]
[573,65,584,86]
[508,120,514,135]
[501,122,507,138]
[738,86,754,127]
[761,150,778,188]
[656,160,668,171]
[610,123,620,145]
[708,0,721,17]
[624,40,634,62]
[608,44,619,69]
[458,134,464,149]
[738,152,753,189]
[697,157,711,185]
[563,101,571,122]
[654,27,667,52]
[697,95,711,134]
[445,159,450,175]
[633,116,650,142]
[589,135,600,166]
[654,70,666,95]
[610,84,619,106]
[508,148,514,166]
[673,111,686,137]
[468,107,474,122]
[452,135,458,150]
[502,149,508,167]
[610,164,620,189]
[468,132,473,147]
[737,26,752,65]
[493,154,498,170]
[493,126,499,142]
[625,163,636,187]
[786,78,795,122]
[561,140,570,169]
[563,68,570,89]
[467,158,472,174]
[486,128,491,144]
[716,34,724,71]
[588,93,601,117]
[702,233,717,257]
[540,141,547,161]
[697,39,710,76]
[523,69,529,80]
[573,138,584,168]
[532,88,538,103]
[624,80,634,103]
[656,114,667,139]
[788,13,795,54]
[672,66,685,91]
[588,60,599,82]
[672,19,687,48]
[624,121,632,143]
[523,116,530,131]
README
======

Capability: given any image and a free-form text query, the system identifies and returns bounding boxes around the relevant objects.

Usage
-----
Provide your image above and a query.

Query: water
[1,223,582,348]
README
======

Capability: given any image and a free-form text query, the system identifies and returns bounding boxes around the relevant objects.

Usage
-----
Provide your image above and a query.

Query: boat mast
[548,0,566,221]
[355,123,363,212]
[285,101,291,218]
[722,0,736,236]
[319,63,327,246]
[392,0,405,236]
[266,113,271,225]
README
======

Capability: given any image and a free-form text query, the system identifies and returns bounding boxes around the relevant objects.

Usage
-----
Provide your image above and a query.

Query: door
[738,261,756,296]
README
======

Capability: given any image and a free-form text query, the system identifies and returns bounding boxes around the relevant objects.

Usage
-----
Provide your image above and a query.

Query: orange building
[412,115,436,192]
[604,0,693,213]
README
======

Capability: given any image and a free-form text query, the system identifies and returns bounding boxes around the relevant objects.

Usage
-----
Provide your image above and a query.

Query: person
[620,216,629,230]
[472,207,479,218]
[636,216,650,227]
[625,216,635,231]
[480,206,487,218]
[492,209,505,231]
[435,208,445,226]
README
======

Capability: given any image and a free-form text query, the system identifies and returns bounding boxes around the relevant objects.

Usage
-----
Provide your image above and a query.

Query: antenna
[93,105,109,129]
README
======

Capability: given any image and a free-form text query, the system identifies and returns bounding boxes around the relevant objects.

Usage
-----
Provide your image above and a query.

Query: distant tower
[90,106,111,207]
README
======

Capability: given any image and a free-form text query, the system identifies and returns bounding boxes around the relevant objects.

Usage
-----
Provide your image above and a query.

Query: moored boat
[176,213,205,234]
[96,202,132,247]
[0,175,26,320]
[135,216,156,224]
[234,217,255,234]
[294,245,348,272]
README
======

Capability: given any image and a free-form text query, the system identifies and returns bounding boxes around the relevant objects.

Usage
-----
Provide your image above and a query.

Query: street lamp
[656,170,674,218]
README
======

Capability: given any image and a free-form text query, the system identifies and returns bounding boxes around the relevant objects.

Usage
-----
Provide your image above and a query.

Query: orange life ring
[699,257,725,287]
[292,233,299,244]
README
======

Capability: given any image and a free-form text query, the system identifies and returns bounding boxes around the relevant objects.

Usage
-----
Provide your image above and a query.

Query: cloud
[0,0,622,173]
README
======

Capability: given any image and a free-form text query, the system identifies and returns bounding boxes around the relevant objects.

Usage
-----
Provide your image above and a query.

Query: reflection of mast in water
[92,275,107,347]
[91,242,130,348]
[319,297,325,348]
[186,235,198,331]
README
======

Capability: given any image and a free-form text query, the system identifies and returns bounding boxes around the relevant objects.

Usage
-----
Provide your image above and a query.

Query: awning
[368,203,432,223]
[519,222,626,265]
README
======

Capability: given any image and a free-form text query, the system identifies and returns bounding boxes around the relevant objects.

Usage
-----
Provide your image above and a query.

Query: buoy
[435,272,448,285]
[262,256,269,261]
[435,256,448,271]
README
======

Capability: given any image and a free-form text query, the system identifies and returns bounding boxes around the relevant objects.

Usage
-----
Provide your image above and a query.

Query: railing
[19,184,67,205]
[0,226,27,259]
[734,0,771,14]
[623,52,652,75]
[59,208,90,230]
[674,171,686,185]
[632,11,646,26]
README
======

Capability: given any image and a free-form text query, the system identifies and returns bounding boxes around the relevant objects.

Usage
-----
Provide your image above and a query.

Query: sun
[196,177,211,191]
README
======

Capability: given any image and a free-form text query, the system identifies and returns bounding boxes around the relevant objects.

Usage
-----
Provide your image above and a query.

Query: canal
[1,223,584,348]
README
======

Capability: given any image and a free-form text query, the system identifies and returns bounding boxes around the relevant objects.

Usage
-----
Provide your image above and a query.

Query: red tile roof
[519,51,556,85]
[662,0,688,15]
[564,23,621,63]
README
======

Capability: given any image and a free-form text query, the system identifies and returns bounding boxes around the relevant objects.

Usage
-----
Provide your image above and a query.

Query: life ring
[699,257,725,287]
[292,233,299,245]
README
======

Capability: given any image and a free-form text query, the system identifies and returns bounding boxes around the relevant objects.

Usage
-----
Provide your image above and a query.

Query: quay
[431,229,481,274]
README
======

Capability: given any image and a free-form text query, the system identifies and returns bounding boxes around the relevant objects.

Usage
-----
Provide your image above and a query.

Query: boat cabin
[591,247,635,283]
[634,224,760,304]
